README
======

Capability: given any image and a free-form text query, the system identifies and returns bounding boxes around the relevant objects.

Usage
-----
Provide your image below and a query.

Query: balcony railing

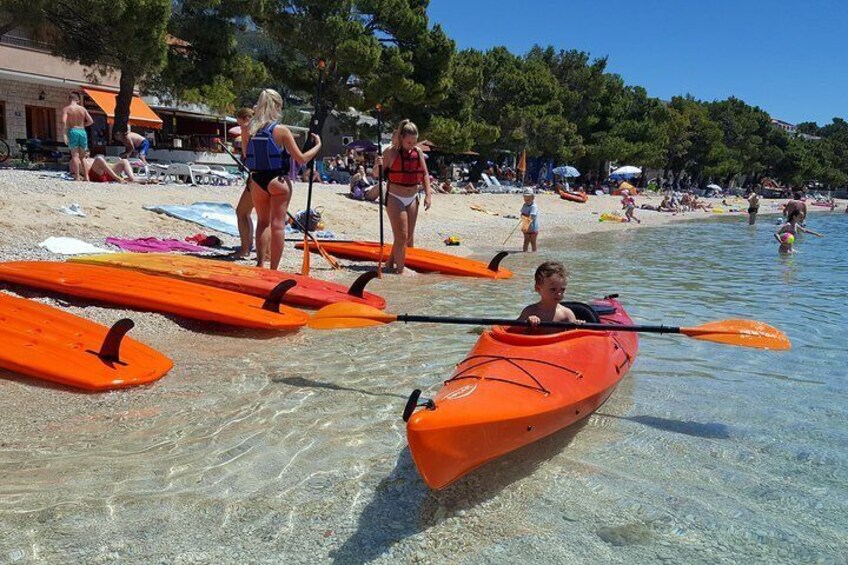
[0,34,54,52]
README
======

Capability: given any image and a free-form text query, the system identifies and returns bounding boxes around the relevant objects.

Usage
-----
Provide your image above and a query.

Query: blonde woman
[242,89,322,270]
[375,120,432,274]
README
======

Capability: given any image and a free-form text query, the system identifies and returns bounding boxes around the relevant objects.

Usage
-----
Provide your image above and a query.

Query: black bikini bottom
[250,170,286,192]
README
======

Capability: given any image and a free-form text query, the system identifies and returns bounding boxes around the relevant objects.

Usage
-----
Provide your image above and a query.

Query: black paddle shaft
[376,107,384,251]
[303,63,325,234]
[396,314,682,334]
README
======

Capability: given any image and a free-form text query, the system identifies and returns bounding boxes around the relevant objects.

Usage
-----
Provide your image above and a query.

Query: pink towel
[106,237,211,254]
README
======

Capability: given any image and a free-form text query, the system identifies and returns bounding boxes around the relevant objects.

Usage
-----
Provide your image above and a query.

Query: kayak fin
[262,280,297,312]
[487,251,509,273]
[402,389,435,422]
[93,318,134,365]
[347,271,378,298]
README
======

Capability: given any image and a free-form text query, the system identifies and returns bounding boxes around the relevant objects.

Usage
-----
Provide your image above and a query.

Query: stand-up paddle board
[0,292,172,391]
[70,253,385,310]
[294,241,513,279]
[0,262,308,331]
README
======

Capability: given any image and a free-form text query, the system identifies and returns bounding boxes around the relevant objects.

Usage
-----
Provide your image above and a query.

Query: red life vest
[386,148,423,186]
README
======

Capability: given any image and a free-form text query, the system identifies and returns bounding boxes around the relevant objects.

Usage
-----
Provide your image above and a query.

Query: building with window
[0,29,239,164]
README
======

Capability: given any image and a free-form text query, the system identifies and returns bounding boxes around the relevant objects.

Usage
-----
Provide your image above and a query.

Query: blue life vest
[245,121,289,172]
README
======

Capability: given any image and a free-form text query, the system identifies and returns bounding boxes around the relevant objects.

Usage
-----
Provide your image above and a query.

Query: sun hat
[523,188,534,196]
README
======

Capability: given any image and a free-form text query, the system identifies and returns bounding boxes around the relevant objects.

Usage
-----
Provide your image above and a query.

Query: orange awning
[83,88,163,129]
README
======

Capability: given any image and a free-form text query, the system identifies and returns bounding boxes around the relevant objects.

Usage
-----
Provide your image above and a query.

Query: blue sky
[428,0,846,126]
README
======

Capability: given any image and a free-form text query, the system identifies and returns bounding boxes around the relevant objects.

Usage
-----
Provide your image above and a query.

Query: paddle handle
[398,314,681,333]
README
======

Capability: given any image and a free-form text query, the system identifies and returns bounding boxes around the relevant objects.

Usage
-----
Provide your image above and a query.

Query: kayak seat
[561,301,601,323]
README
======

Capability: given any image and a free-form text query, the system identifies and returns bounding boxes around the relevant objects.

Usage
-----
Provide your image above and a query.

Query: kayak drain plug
[402,389,435,422]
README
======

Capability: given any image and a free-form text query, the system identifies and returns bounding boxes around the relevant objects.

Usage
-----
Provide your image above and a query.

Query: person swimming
[517,261,582,335]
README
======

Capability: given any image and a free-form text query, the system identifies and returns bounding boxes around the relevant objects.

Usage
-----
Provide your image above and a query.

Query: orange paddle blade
[301,239,311,276]
[308,302,397,329]
[681,319,791,350]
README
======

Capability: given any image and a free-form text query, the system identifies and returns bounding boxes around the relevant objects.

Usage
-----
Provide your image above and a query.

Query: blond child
[521,188,540,251]
[621,190,641,223]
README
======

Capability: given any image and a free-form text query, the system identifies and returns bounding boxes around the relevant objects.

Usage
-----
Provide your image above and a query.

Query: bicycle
[0,138,10,163]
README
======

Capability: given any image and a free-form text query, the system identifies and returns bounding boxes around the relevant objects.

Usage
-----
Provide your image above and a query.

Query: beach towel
[105,237,220,254]
[144,201,242,236]
[39,237,114,255]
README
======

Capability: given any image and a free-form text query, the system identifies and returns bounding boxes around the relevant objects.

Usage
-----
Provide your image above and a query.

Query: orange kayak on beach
[0,262,309,331]
[405,296,638,489]
[0,292,172,391]
[294,240,513,279]
[70,253,386,310]
[559,190,589,203]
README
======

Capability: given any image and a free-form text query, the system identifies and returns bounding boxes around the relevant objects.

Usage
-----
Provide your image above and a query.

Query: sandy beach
[0,169,809,262]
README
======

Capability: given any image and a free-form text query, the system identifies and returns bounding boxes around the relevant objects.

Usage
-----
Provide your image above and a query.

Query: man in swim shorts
[62,92,94,181]
[115,128,151,165]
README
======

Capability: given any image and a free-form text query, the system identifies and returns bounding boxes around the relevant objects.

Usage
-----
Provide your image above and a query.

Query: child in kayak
[518,261,581,334]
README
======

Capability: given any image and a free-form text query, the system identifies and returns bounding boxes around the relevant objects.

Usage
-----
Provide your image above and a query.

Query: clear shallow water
[1,212,846,564]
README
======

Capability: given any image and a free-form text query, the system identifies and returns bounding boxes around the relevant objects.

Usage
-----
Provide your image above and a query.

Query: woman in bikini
[375,120,432,274]
[242,89,322,270]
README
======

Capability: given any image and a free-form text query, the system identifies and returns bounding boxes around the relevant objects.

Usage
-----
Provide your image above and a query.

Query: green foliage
[150,1,269,115]
[252,0,453,134]
[8,0,847,185]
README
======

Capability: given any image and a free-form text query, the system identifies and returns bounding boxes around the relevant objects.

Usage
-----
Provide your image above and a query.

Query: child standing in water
[621,190,641,223]
[775,209,822,252]
[521,188,539,252]
[518,261,581,334]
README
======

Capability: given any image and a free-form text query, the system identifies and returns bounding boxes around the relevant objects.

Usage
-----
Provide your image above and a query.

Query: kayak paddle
[302,59,326,276]
[375,104,385,277]
[307,302,791,350]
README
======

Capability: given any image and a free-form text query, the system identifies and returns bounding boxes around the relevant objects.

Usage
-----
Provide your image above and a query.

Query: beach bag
[293,207,323,232]
[245,121,288,172]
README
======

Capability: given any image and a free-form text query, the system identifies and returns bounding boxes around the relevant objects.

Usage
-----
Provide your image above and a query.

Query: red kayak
[404,296,638,489]
[70,253,385,310]
[295,240,513,279]
[559,190,588,203]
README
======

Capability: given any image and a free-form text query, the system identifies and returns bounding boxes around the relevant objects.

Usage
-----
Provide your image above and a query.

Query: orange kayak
[0,262,308,331]
[0,292,172,391]
[559,190,588,203]
[295,240,513,279]
[405,296,638,489]
[70,253,386,310]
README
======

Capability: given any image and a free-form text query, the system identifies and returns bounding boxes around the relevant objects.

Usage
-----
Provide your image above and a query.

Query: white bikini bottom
[389,192,418,208]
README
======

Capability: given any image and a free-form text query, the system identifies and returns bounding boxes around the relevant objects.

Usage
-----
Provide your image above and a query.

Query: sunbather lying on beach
[83,155,138,183]
[518,261,581,335]
[349,165,380,201]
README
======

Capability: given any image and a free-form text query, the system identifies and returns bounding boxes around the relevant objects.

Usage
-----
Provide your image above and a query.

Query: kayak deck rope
[447,355,583,395]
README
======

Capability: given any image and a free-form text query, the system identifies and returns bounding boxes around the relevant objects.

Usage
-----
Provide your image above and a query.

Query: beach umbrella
[552,165,580,177]
[706,183,722,190]
[609,165,642,179]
